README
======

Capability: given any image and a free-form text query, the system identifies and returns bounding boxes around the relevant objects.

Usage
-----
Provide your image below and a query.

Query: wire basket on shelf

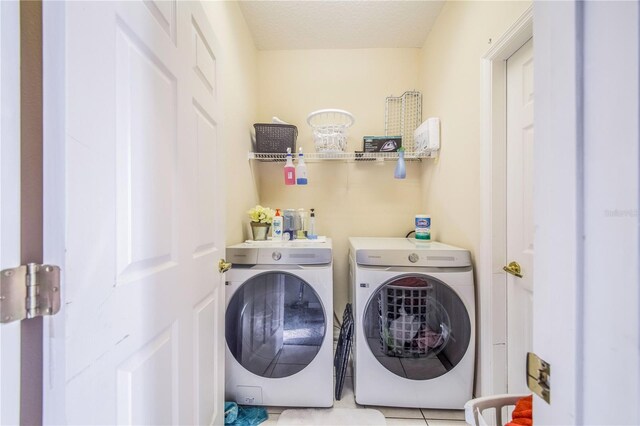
[254,123,297,153]
[385,91,422,152]
[307,109,355,153]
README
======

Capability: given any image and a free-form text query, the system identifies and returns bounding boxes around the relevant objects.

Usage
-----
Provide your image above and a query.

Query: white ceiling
[238,1,446,50]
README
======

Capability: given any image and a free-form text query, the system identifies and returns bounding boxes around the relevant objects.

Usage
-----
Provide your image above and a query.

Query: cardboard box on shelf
[362,136,402,152]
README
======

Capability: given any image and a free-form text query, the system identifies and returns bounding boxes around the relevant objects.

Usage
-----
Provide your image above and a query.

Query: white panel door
[506,38,534,394]
[0,1,21,423]
[44,2,225,424]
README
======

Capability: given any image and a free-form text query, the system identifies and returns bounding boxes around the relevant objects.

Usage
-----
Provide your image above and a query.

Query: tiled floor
[260,343,467,426]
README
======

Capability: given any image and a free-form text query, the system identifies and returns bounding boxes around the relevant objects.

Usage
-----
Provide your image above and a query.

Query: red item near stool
[506,395,533,426]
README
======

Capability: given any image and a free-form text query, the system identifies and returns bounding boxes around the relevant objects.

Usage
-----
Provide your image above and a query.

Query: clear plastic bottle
[296,208,308,239]
[296,148,308,185]
[307,208,317,239]
[283,209,296,240]
[284,148,296,185]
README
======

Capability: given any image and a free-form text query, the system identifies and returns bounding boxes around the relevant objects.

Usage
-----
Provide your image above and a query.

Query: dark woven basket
[254,123,297,153]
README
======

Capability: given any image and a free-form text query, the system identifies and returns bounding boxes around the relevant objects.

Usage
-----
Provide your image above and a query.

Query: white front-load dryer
[349,237,475,409]
[225,240,333,407]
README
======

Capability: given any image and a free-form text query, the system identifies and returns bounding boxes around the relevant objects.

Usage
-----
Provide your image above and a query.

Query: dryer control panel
[227,246,332,265]
[349,237,471,268]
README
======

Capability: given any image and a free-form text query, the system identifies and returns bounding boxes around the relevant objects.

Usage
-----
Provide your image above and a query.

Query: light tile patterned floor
[260,340,467,425]
[261,365,466,425]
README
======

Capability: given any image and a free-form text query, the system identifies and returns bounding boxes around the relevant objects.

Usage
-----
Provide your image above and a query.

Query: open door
[534,1,639,424]
[42,1,226,424]
[0,2,21,423]
[505,37,534,395]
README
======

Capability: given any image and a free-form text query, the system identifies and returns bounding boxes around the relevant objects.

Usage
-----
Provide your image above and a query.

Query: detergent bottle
[272,209,283,240]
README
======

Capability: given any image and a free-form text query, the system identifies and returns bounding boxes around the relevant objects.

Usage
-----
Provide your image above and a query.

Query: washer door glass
[363,274,471,380]
[226,272,326,378]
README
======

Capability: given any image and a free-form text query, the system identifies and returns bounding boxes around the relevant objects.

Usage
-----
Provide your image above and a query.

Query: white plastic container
[415,214,431,240]
[272,209,283,240]
[414,117,441,154]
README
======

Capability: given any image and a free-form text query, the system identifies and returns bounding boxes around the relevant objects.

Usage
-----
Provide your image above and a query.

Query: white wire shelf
[247,151,436,162]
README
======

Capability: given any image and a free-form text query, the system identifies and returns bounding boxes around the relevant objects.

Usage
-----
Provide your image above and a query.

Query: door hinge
[0,263,61,323]
[526,351,551,404]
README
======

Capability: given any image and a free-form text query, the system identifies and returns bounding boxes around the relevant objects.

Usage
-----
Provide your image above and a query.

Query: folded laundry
[415,324,449,350]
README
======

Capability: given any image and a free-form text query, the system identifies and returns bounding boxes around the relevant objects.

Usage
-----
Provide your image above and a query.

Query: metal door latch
[527,352,551,404]
[503,261,523,278]
[218,259,232,273]
[0,263,61,323]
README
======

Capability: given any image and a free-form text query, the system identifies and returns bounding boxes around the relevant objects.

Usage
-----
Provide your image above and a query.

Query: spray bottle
[296,148,308,185]
[284,148,296,185]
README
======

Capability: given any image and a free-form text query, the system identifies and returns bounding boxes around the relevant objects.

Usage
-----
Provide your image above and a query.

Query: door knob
[503,261,523,278]
[218,259,232,273]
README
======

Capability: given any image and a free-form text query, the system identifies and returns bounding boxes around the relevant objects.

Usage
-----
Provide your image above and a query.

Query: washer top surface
[349,237,471,268]
[227,238,332,265]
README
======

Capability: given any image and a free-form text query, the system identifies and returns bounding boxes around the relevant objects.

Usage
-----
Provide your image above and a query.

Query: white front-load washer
[349,237,475,409]
[225,240,333,407]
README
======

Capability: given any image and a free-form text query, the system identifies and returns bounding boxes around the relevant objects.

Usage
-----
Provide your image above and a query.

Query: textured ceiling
[238,1,446,50]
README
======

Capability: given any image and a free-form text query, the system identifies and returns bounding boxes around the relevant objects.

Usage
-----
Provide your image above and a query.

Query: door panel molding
[42,2,226,423]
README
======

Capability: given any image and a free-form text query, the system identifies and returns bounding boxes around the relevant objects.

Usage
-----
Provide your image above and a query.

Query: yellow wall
[256,49,423,313]
[418,0,531,392]
[418,0,530,262]
[206,2,532,375]
[202,1,259,245]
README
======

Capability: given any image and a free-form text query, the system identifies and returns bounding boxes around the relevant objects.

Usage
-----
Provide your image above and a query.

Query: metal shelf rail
[247,151,436,162]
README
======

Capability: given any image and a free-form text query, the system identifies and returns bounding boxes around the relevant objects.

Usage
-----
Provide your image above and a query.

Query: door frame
[478,5,532,397]
[42,1,65,422]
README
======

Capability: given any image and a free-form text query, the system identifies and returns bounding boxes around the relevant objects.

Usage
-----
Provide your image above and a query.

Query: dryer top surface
[229,238,332,250]
[227,238,332,265]
[349,237,471,267]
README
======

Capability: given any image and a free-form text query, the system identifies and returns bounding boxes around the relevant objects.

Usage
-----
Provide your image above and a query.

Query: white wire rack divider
[385,91,422,151]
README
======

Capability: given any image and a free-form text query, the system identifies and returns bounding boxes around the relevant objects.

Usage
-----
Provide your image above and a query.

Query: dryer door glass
[363,274,471,380]
[226,272,326,378]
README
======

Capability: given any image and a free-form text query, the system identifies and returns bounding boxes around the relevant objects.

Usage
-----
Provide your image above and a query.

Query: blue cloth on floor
[224,402,239,424]
[224,402,268,426]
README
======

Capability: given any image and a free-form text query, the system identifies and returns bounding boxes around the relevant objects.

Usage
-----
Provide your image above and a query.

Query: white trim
[478,5,532,398]
[42,2,66,424]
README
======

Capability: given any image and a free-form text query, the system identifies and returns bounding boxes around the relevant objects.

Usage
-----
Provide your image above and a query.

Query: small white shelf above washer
[247,151,437,162]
